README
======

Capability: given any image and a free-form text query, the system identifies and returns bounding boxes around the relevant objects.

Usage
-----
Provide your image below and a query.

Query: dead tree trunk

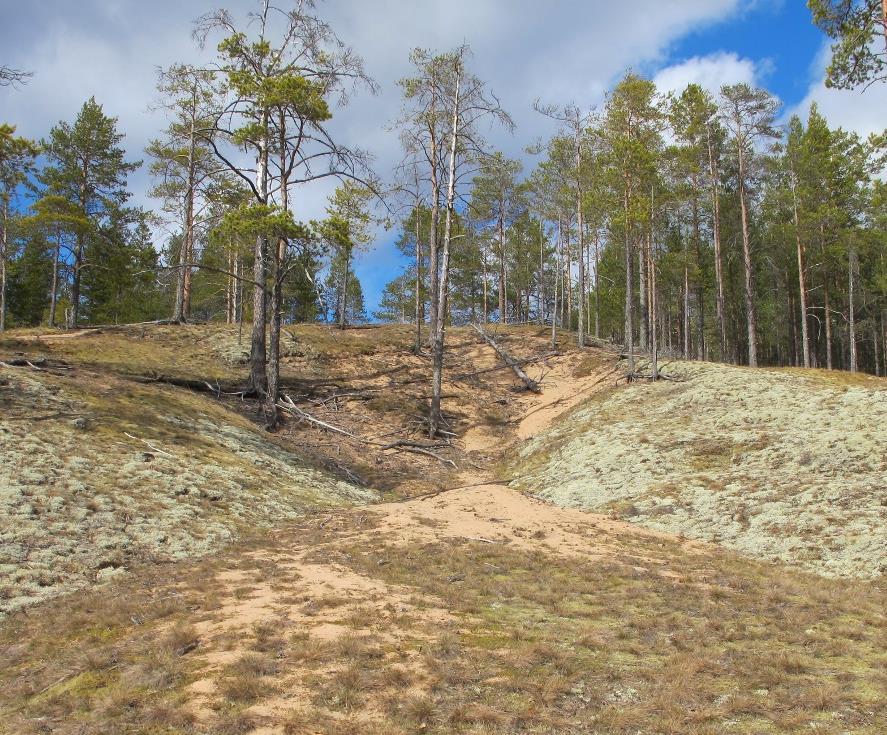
[413,179,423,353]
[429,65,460,438]
[471,324,541,393]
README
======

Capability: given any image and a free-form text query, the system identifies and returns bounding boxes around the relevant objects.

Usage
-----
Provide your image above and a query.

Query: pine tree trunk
[69,243,82,329]
[226,249,234,324]
[565,236,572,330]
[414,194,423,352]
[576,140,585,347]
[649,226,658,379]
[787,280,798,366]
[339,254,350,329]
[427,86,441,347]
[0,201,7,332]
[551,219,560,348]
[248,110,270,396]
[638,238,647,351]
[537,219,544,324]
[482,237,489,325]
[683,262,690,359]
[791,177,810,367]
[737,147,758,367]
[498,206,506,324]
[234,257,241,325]
[824,280,833,370]
[267,242,284,427]
[692,188,704,360]
[67,173,89,329]
[707,126,727,361]
[590,228,599,338]
[624,180,635,373]
[880,308,887,376]
[265,112,293,428]
[848,247,858,373]
[49,236,60,328]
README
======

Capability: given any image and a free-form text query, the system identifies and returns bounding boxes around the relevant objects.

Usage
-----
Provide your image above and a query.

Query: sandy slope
[2,336,885,734]
[176,346,669,724]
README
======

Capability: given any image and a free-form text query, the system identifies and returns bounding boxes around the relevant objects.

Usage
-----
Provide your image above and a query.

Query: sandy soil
[175,346,679,730]
[3,329,885,734]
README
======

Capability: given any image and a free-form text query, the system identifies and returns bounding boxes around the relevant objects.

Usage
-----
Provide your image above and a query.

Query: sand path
[183,343,676,728]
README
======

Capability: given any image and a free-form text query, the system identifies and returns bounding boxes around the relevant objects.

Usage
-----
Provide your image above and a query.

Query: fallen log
[470,324,542,393]
[129,374,246,397]
[278,395,363,440]
[384,444,457,468]
[0,356,72,371]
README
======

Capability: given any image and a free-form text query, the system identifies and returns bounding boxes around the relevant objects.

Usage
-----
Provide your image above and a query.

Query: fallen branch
[380,439,457,468]
[278,395,363,440]
[131,374,244,396]
[410,478,513,502]
[470,324,542,393]
[123,432,176,458]
[381,439,452,451]
[448,352,559,383]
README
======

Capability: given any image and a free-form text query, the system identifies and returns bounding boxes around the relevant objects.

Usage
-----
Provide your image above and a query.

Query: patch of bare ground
[1,494,884,734]
[0,323,585,614]
[2,324,884,734]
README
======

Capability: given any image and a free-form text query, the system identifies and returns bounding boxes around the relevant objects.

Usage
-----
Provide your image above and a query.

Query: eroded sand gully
[183,345,691,723]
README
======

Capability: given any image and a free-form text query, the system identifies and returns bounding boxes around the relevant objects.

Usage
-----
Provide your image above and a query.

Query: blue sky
[352,1,838,317]
[1,0,882,319]
[670,0,824,104]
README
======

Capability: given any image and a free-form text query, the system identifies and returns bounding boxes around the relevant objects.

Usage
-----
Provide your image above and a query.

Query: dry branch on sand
[471,324,542,393]
[278,394,459,468]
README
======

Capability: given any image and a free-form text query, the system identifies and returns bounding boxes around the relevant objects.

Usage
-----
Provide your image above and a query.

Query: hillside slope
[0,363,376,614]
[510,360,887,578]
[0,322,571,614]
[0,335,884,735]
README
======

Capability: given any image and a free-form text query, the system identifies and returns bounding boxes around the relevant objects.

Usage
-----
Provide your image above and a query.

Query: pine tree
[148,64,217,322]
[317,183,373,329]
[603,73,663,373]
[469,153,524,324]
[197,0,375,417]
[809,0,887,89]
[0,124,38,331]
[40,97,140,327]
[719,83,779,367]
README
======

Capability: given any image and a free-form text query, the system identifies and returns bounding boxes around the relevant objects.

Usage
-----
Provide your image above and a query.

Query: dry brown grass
[2,498,885,735]
[1,323,884,734]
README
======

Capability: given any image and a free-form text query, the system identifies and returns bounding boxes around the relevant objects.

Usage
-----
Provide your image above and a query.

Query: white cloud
[0,0,749,311]
[786,41,887,138]
[652,51,760,96]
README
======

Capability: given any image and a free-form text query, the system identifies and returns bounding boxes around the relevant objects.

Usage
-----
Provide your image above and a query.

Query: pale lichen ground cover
[511,362,887,578]
[0,367,377,614]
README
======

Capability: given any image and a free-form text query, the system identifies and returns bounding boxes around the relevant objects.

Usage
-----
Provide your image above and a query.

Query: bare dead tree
[0,66,32,88]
